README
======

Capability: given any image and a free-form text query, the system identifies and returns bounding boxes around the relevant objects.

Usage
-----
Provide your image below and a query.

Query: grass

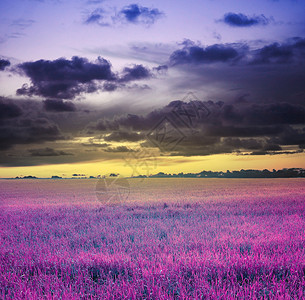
[0,178,305,299]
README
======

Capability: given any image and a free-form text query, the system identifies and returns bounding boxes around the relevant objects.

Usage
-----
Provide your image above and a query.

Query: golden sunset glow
[1,152,304,178]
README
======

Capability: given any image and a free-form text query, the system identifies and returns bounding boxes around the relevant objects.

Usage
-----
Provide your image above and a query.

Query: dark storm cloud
[251,37,305,64]
[119,64,152,82]
[16,57,157,98]
[205,125,284,137]
[90,106,178,133]
[102,82,118,92]
[4,36,305,161]
[270,126,305,147]
[89,99,305,156]
[17,56,115,99]
[0,117,64,150]
[91,100,305,134]
[167,37,305,105]
[220,102,305,126]
[0,98,65,150]
[28,147,72,156]
[43,99,76,112]
[244,103,305,125]
[169,37,305,67]
[0,59,10,71]
[119,4,163,25]
[223,138,264,150]
[0,98,22,120]
[222,12,270,27]
[169,44,240,65]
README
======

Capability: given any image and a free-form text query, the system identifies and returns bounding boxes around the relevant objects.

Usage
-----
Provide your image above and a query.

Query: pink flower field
[1,178,305,299]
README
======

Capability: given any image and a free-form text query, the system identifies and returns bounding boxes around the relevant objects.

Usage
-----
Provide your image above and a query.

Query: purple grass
[1,178,305,299]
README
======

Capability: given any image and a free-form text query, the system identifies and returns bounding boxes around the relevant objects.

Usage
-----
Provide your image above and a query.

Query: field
[1,178,305,299]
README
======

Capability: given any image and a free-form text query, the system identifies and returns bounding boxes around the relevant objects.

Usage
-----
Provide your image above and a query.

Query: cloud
[119,64,152,82]
[89,99,305,156]
[15,38,304,105]
[11,19,35,30]
[153,65,168,74]
[169,43,240,65]
[16,57,159,98]
[17,56,116,99]
[104,146,137,152]
[218,102,305,126]
[86,0,105,4]
[103,131,145,142]
[248,150,303,156]
[85,8,110,26]
[205,125,284,137]
[119,4,163,25]
[223,138,264,150]
[270,126,305,147]
[0,19,36,44]
[0,98,22,120]
[241,102,305,125]
[222,13,270,27]
[169,37,305,68]
[0,117,64,150]
[251,37,305,64]
[28,147,72,156]
[0,99,64,150]
[81,140,110,147]
[86,12,103,24]
[166,37,305,105]
[0,59,10,71]
[85,4,163,27]
[43,99,76,112]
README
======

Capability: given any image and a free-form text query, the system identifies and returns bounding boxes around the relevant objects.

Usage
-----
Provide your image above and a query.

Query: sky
[0,0,305,178]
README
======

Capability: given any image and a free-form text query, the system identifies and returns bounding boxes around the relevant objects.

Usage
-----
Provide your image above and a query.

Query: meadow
[1,178,305,299]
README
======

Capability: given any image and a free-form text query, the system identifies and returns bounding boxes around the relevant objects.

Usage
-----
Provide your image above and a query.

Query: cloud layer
[1,36,304,166]
[89,99,305,156]
[14,37,305,104]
